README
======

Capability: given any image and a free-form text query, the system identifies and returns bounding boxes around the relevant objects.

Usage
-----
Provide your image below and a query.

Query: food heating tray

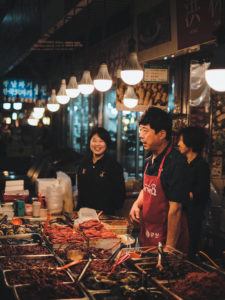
[0,254,61,270]
[3,267,75,287]
[13,282,90,300]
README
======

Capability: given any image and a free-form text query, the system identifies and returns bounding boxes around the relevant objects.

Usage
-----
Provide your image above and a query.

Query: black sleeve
[163,154,190,205]
[110,162,126,210]
[191,161,210,206]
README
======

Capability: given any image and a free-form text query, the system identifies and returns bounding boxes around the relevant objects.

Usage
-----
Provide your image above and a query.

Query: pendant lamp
[123,86,138,108]
[205,0,225,92]
[33,99,45,119]
[78,70,94,95]
[94,63,112,92]
[47,89,60,112]
[66,76,80,98]
[205,43,225,92]
[28,113,38,126]
[56,79,70,104]
[121,51,143,85]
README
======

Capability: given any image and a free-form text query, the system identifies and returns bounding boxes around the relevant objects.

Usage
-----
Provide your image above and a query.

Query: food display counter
[0,215,224,300]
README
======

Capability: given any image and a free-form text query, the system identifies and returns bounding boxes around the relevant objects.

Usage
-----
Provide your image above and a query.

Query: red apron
[140,145,189,253]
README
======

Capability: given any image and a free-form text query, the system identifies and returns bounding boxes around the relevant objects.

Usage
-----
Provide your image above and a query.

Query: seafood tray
[43,224,86,250]
[56,245,111,262]
[3,267,74,287]
[0,243,52,256]
[134,260,206,280]
[13,282,89,300]
[0,254,61,270]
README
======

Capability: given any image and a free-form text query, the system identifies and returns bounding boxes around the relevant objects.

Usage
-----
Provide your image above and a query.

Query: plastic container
[25,204,33,216]
[46,185,63,215]
[32,201,41,217]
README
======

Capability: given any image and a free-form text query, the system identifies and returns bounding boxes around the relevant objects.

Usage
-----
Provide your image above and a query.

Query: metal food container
[13,282,90,300]
[134,260,206,280]
[3,267,74,287]
[0,243,53,256]
[89,287,170,300]
[0,254,61,270]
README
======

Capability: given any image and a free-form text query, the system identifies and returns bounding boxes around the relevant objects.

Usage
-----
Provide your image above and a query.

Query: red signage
[176,0,222,49]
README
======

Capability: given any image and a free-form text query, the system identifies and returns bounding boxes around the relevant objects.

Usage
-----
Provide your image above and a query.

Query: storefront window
[103,89,118,159]
[118,110,144,179]
[68,95,89,154]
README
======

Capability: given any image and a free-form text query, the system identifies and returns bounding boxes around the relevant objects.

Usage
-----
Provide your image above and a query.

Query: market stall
[0,211,224,300]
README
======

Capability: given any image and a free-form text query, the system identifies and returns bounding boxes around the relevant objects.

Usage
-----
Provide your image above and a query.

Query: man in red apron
[130,107,189,253]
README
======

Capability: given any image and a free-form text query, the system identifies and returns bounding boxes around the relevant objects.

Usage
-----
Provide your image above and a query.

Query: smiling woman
[77,127,126,215]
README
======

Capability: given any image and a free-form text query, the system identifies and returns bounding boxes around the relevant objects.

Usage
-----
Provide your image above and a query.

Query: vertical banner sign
[176,0,221,49]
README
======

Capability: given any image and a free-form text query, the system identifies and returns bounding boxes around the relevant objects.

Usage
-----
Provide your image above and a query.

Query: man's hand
[129,200,141,223]
[129,190,143,223]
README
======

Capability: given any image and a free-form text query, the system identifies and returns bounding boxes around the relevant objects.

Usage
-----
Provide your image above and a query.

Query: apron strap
[158,143,172,178]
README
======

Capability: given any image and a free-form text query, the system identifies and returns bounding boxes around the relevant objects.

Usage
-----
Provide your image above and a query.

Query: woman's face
[178,135,189,155]
[90,134,107,156]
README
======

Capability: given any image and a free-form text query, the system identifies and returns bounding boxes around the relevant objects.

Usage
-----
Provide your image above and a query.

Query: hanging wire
[128,0,136,52]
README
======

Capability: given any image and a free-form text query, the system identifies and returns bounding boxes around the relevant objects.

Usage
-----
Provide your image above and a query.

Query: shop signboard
[2,79,46,102]
[176,0,221,50]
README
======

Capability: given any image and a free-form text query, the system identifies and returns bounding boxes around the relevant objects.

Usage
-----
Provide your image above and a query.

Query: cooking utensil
[75,256,93,284]
[107,243,125,263]
[57,259,83,271]
[0,215,8,225]
[40,213,51,244]
[63,212,74,228]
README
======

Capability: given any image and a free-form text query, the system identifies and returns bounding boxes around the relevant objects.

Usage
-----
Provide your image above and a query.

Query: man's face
[139,124,161,151]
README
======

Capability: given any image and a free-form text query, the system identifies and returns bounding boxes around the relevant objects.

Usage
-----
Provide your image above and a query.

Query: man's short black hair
[139,107,172,141]
[88,126,111,147]
[178,126,207,154]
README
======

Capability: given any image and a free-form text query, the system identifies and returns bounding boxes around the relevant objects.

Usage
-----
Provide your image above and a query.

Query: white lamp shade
[13,102,22,110]
[3,103,11,110]
[66,76,80,98]
[123,86,138,108]
[33,107,45,115]
[47,103,60,112]
[47,89,60,112]
[121,52,143,85]
[78,70,94,95]
[57,79,70,104]
[32,110,44,119]
[94,64,112,92]
[205,69,225,92]
[42,117,51,125]
[28,113,38,126]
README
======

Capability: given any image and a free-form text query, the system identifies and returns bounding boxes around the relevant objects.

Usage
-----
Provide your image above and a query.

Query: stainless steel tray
[0,254,61,270]
[13,282,90,300]
[3,267,75,288]
[0,242,53,256]
[89,287,170,300]
[134,259,206,279]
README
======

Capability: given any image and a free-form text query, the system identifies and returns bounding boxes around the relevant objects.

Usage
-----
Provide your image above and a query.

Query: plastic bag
[57,171,73,213]
[74,207,99,227]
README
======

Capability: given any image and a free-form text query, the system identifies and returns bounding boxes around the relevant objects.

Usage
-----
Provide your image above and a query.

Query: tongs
[0,215,8,225]
[107,242,126,263]
[75,253,96,284]
[63,212,74,228]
